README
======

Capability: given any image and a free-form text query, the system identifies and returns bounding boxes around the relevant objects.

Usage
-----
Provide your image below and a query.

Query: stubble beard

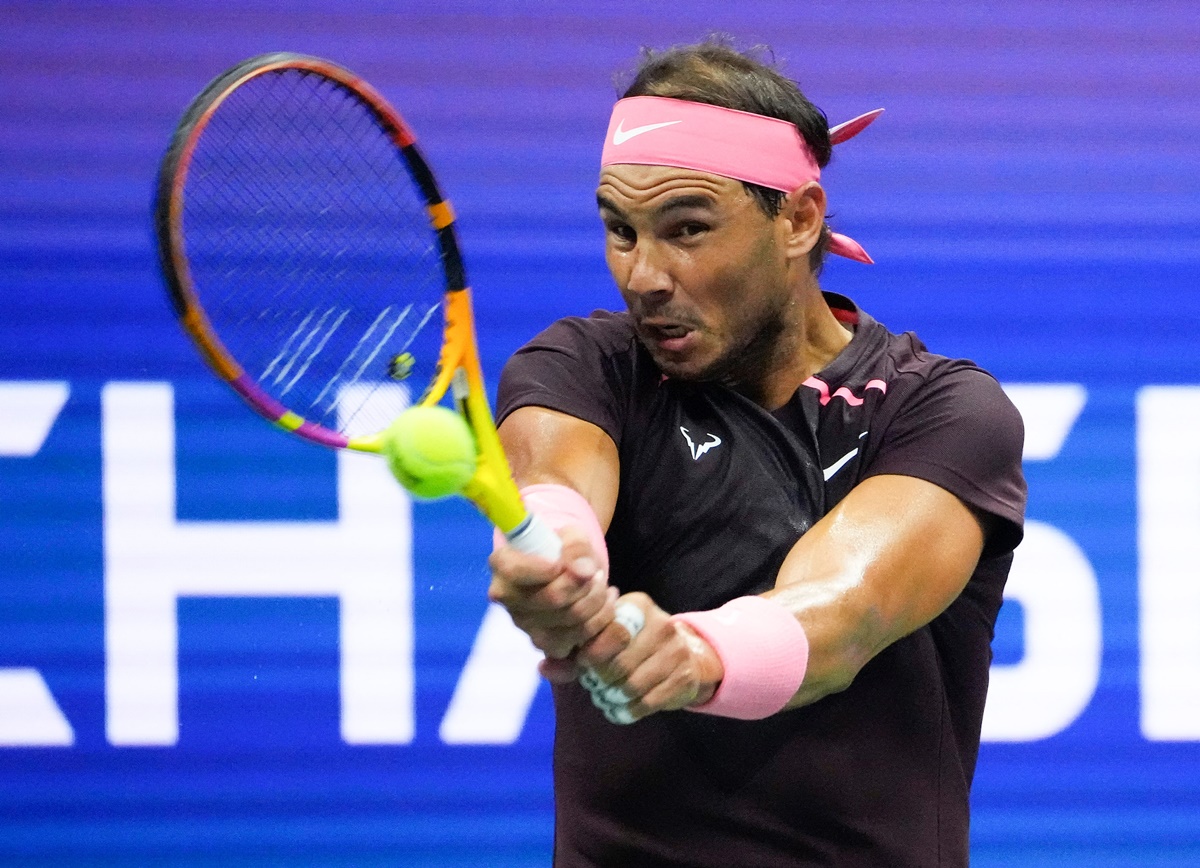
[652,295,793,402]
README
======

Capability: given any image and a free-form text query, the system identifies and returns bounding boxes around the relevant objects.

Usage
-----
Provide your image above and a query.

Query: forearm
[562,475,987,724]
[498,406,620,532]
[764,577,885,707]
[765,474,987,708]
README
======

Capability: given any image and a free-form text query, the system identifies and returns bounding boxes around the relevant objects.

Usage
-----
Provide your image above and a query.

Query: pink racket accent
[229,373,350,448]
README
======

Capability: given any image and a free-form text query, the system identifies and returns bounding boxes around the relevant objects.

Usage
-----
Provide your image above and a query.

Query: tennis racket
[153,52,557,555]
[153,53,639,722]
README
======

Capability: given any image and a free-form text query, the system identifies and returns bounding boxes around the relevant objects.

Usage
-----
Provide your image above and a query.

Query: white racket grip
[584,602,645,725]
[614,601,645,640]
[504,512,563,560]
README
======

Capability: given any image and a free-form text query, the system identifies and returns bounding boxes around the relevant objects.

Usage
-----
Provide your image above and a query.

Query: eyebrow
[596,193,717,219]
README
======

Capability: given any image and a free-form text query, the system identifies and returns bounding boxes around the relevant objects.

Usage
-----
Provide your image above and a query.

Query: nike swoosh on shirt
[822,447,860,481]
[612,119,682,145]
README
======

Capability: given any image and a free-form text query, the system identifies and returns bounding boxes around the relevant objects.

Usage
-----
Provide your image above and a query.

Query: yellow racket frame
[351,289,527,535]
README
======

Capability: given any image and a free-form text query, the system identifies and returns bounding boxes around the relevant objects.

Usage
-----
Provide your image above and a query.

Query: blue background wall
[2,1,1198,864]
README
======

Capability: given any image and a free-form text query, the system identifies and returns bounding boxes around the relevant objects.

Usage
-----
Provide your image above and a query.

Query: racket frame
[154,52,526,533]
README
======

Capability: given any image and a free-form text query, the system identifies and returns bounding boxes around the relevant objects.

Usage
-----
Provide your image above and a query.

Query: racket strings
[181,67,447,437]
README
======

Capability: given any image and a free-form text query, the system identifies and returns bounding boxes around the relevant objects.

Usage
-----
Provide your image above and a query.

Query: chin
[648,348,726,383]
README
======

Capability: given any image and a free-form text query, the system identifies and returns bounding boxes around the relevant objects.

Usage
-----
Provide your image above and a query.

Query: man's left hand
[575,592,725,723]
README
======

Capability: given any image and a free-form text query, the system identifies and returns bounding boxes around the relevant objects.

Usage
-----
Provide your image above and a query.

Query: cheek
[705,254,761,306]
[603,243,622,274]
[605,249,634,295]
[711,259,787,334]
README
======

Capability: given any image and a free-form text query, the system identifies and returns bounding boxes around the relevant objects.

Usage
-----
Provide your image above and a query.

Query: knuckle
[545,632,577,659]
[666,668,695,699]
[530,628,568,658]
[601,657,631,685]
[557,524,590,550]
[488,550,521,578]
[568,593,602,624]
[532,584,560,609]
[538,581,578,611]
[622,591,652,608]
[580,608,613,643]
[579,632,620,669]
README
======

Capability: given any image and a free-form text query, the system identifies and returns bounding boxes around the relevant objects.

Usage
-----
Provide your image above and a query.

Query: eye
[605,221,636,244]
[675,221,709,240]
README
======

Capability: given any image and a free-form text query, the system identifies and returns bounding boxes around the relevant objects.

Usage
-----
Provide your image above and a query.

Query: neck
[732,284,853,410]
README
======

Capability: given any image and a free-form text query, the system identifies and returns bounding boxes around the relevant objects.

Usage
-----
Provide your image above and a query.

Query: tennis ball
[388,351,415,381]
[381,406,477,500]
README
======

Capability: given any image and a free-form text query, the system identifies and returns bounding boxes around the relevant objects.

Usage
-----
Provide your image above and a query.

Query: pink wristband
[494,483,609,572]
[671,596,809,720]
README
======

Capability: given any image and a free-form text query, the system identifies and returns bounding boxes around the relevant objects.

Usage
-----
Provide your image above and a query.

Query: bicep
[768,473,986,703]
[498,405,621,531]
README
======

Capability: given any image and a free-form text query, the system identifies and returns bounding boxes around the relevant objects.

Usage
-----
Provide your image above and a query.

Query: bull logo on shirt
[679,426,722,460]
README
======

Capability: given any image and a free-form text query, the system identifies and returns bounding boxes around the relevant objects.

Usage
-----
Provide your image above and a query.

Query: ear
[779,182,827,262]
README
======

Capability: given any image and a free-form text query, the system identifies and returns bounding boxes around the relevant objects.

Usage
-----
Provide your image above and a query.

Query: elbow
[797,601,890,704]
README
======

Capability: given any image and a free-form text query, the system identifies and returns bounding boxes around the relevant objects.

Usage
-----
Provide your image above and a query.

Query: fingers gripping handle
[503,511,639,722]
[503,486,639,724]
[507,515,642,724]
[582,602,644,725]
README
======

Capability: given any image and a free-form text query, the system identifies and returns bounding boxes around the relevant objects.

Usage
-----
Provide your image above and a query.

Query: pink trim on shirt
[803,376,888,407]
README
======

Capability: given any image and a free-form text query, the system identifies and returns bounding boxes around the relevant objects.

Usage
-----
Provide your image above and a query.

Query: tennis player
[488,39,1026,867]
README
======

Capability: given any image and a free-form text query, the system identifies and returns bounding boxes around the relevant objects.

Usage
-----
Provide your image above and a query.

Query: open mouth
[644,322,691,340]
[638,319,697,353]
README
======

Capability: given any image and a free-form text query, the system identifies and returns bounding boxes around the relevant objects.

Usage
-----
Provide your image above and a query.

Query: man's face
[596,164,797,384]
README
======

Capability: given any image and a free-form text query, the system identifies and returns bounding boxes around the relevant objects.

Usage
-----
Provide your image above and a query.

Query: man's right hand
[488,526,618,663]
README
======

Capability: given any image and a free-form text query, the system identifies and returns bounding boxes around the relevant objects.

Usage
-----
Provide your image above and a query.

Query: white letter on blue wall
[1139,386,1200,740]
[0,381,75,747]
[102,382,413,746]
[983,384,1101,741]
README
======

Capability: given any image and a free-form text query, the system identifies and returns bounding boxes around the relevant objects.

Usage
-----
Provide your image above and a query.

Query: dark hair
[619,38,832,273]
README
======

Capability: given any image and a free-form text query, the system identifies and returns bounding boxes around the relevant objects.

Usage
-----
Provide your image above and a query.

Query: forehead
[596,164,750,213]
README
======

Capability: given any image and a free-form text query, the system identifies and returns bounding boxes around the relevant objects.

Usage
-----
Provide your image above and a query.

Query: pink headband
[600,96,883,264]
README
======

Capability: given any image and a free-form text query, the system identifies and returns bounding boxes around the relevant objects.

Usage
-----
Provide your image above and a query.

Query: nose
[621,240,673,300]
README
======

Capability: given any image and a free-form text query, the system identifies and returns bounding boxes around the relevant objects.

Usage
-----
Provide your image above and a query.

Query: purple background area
[2,2,1198,865]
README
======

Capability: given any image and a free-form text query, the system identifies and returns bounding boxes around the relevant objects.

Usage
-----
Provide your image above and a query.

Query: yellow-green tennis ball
[388,352,415,381]
[381,406,477,500]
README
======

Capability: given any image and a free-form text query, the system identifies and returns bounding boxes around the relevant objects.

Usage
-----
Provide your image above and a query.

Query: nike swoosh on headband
[600,97,884,264]
[612,119,683,145]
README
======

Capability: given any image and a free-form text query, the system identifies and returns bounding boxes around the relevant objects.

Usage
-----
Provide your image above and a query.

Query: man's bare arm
[498,405,621,528]
[486,406,623,664]
[580,473,988,719]
[492,407,989,721]
[768,473,986,708]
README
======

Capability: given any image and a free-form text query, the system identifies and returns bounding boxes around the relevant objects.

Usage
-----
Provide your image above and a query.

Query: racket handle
[583,602,645,726]
[503,512,563,560]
